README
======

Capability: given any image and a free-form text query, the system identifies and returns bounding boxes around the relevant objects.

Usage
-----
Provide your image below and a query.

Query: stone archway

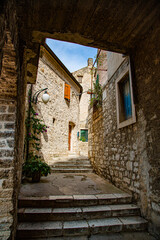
[0,0,160,238]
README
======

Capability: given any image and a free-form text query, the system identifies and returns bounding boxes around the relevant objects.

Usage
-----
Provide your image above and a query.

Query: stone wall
[92,57,141,199]
[0,2,27,239]
[73,59,94,156]
[88,19,160,237]
[29,52,80,163]
[0,100,16,240]
[88,106,104,173]
[0,26,18,240]
[132,18,160,236]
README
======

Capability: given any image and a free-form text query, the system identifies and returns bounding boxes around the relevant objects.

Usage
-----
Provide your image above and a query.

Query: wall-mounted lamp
[32,88,50,104]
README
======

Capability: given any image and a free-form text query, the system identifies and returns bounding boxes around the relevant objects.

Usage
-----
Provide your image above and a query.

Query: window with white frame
[116,62,136,129]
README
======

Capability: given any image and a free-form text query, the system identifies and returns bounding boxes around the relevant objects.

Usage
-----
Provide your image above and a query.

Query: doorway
[68,124,72,151]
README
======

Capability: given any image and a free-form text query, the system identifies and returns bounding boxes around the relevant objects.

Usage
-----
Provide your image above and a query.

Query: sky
[46,38,97,73]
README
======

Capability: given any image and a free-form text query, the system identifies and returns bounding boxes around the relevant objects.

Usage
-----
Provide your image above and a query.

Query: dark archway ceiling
[15,0,160,83]
[16,0,160,53]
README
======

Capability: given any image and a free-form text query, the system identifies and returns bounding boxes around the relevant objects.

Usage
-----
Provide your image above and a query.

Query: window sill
[117,115,136,129]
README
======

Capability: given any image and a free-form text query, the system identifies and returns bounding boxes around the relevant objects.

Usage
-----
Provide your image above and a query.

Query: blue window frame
[122,78,132,120]
[116,65,136,129]
[118,74,132,122]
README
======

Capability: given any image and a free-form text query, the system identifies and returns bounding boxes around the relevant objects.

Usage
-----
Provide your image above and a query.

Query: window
[64,83,71,101]
[80,129,88,142]
[77,75,83,83]
[116,63,136,129]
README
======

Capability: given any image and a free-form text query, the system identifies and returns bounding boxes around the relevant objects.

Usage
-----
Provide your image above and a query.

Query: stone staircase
[16,193,147,239]
[50,156,93,173]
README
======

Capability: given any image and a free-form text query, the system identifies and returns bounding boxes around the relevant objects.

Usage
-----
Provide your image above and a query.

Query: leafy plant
[80,136,86,142]
[24,88,51,182]
[90,81,102,108]
[23,153,51,178]
[25,95,48,152]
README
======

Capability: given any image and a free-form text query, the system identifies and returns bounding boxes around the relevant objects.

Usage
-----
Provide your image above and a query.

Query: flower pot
[32,172,41,182]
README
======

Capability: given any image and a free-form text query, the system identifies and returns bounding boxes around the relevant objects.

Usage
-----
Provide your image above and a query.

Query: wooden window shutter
[64,83,71,101]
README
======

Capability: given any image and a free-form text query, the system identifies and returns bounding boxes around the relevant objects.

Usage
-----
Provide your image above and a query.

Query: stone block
[126,161,132,171]
[0,149,14,158]
[115,154,120,161]
[119,216,147,231]
[0,106,7,113]
[0,131,15,138]
[0,230,11,239]
[4,123,15,129]
[134,182,140,188]
[134,162,138,167]
[0,168,14,178]
[88,218,122,234]
[0,200,13,214]
[1,179,14,189]
[130,151,135,161]
[124,178,130,185]
[8,105,16,113]
[0,114,15,121]
[0,158,13,168]
[0,189,13,198]
[0,140,6,148]
[63,220,89,236]
[7,140,14,148]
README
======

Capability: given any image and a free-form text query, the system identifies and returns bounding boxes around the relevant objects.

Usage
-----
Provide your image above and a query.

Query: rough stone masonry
[88,24,160,238]
[0,0,160,239]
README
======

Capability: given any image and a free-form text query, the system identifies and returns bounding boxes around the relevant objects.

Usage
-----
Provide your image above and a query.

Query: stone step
[51,168,93,173]
[18,194,132,208]
[51,164,92,169]
[49,157,90,162]
[50,160,91,165]
[18,204,140,222]
[16,216,147,239]
[16,232,157,240]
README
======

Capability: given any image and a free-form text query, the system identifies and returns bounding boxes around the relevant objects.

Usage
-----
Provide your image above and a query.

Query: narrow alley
[16,156,155,239]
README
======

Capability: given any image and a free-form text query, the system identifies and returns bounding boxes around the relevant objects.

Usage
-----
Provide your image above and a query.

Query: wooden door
[68,125,72,151]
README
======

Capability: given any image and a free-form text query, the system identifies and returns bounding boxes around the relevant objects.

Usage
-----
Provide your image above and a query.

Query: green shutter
[80,130,88,142]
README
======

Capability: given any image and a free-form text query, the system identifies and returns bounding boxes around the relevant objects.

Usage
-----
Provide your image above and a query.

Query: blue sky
[46,38,97,73]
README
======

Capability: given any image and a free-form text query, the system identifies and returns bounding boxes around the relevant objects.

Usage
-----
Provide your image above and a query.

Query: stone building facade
[27,44,82,163]
[73,58,94,156]
[88,50,160,237]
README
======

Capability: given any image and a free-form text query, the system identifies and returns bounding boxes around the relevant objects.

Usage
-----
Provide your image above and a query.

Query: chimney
[88,58,93,67]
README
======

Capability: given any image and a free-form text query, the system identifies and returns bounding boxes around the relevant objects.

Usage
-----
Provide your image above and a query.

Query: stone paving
[19,173,124,197]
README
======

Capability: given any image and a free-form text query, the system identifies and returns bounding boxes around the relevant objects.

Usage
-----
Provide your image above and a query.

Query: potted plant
[23,153,51,182]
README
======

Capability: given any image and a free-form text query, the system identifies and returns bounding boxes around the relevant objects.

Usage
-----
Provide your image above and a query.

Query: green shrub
[23,153,51,178]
